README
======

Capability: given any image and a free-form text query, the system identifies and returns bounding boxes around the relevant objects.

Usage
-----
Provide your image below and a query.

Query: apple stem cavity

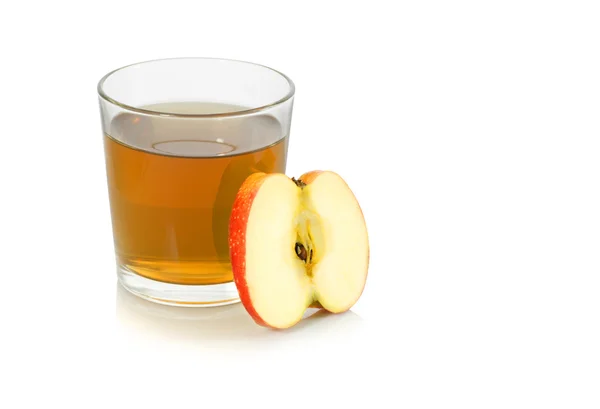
[291,176,306,188]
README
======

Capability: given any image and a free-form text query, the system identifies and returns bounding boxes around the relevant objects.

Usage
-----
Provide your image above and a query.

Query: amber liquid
[104,102,288,284]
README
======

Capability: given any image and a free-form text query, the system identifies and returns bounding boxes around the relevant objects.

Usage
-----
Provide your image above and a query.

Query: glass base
[118,265,240,307]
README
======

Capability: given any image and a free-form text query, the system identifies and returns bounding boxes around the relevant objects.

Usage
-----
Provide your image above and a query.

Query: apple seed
[295,242,308,261]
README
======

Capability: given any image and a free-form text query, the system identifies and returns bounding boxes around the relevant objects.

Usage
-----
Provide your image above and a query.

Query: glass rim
[97,57,296,118]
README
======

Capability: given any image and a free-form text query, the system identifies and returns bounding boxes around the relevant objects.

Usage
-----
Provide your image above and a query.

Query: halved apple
[229,171,369,329]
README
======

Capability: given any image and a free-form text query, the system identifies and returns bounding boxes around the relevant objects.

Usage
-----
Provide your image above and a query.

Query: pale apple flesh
[229,171,369,329]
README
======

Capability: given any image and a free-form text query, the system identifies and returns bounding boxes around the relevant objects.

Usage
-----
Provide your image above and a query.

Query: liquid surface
[104,102,288,284]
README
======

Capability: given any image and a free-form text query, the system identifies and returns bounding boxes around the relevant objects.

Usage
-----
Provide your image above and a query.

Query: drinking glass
[98,58,294,306]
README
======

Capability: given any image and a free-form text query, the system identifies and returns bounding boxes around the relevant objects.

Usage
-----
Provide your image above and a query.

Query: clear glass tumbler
[98,58,294,306]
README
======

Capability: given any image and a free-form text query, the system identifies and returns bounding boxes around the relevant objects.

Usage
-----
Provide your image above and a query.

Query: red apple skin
[228,172,271,327]
[298,170,323,184]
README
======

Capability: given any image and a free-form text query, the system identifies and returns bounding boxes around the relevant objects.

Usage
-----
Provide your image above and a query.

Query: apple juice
[103,102,288,285]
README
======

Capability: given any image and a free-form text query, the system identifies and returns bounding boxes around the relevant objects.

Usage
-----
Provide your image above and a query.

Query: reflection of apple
[212,138,286,264]
[229,171,369,329]
[211,154,257,261]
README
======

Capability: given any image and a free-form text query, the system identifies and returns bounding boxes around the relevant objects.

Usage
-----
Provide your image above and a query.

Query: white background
[2,1,599,407]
